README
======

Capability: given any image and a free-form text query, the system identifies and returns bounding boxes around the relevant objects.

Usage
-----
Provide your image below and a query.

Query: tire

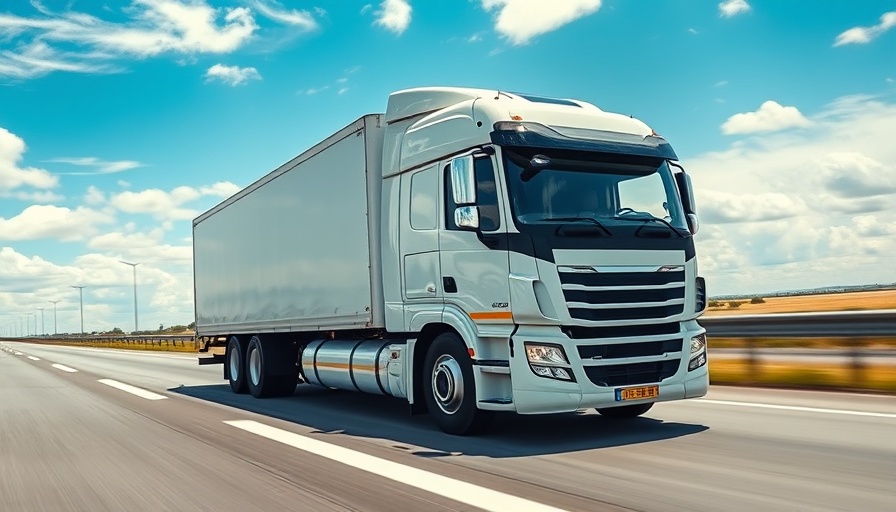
[226,336,248,394]
[423,332,493,435]
[596,402,654,418]
[246,335,297,398]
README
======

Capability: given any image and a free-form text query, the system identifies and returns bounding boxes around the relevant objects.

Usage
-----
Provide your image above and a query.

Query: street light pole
[26,312,33,336]
[71,286,86,334]
[119,261,140,333]
[48,300,60,334]
[37,307,45,336]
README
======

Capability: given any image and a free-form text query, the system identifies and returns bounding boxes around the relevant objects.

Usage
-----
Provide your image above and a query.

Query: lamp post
[119,261,140,333]
[48,300,60,334]
[37,307,45,336]
[26,312,33,336]
[71,286,86,334]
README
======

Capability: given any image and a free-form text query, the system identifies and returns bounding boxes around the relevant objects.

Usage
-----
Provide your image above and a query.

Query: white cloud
[686,95,896,294]
[88,228,192,264]
[718,0,751,18]
[0,205,114,241]
[0,1,258,79]
[0,190,64,203]
[199,181,240,197]
[834,11,896,47]
[0,126,59,191]
[481,0,602,46]
[338,87,349,95]
[108,181,239,221]
[722,100,811,135]
[254,1,319,31]
[48,156,143,174]
[374,0,412,35]
[699,191,806,224]
[204,63,261,86]
[84,185,106,205]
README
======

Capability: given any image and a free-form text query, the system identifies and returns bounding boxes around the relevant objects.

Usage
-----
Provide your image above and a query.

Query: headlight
[690,334,707,354]
[525,343,574,381]
[525,343,569,365]
[689,333,708,371]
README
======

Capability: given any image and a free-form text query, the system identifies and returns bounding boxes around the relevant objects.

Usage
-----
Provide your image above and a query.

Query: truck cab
[381,87,707,430]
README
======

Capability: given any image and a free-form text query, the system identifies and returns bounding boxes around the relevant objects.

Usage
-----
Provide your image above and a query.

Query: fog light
[530,364,575,381]
[689,352,707,371]
[525,343,569,365]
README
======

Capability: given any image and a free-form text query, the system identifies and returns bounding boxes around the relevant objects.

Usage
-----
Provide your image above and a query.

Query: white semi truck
[193,86,708,435]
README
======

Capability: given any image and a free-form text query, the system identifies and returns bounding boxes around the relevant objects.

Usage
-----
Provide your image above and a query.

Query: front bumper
[508,322,709,414]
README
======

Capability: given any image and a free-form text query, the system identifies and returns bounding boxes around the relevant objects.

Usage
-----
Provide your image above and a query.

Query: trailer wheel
[596,403,654,418]
[246,335,297,398]
[226,336,248,394]
[423,332,493,435]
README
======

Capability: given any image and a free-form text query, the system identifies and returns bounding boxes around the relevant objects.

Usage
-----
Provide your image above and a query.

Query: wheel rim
[431,354,463,415]
[229,343,240,381]
[249,346,261,386]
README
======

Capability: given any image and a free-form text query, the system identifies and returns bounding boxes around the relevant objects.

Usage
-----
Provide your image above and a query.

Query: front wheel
[423,333,492,436]
[596,402,654,418]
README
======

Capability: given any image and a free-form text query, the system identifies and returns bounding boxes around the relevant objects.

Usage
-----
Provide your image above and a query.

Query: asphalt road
[1,342,894,512]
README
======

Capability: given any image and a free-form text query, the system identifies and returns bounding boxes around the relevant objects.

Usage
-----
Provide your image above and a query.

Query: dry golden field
[705,289,896,316]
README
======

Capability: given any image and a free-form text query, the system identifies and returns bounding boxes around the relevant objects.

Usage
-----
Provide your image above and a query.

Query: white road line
[225,420,569,512]
[98,379,168,401]
[51,363,78,373]
[698,399,896,419]
[27,356,40,361]
[14,351,23,356]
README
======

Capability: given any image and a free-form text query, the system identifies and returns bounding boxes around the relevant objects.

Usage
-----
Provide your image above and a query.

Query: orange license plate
[615,385,659,401]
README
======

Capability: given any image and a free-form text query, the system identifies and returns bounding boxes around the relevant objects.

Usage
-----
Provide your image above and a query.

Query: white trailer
[194,87,709,435]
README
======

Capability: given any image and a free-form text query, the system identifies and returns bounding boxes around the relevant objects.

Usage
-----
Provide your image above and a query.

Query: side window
[445,156,501,231]
[410,165,438,230]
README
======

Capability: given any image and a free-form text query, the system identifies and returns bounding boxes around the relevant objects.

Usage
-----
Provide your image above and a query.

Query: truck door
[440,153,511,323]
[399,163,444,309]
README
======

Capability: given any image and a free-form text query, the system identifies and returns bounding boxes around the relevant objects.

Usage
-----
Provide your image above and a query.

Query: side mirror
[687,213,700,235]
[454,206,480,230]
[675,172,697,214]
[450,155,476,205]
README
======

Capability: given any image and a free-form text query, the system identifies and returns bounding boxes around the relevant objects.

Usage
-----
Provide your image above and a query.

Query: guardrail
[701,309,896,337]
[14,334,199,350]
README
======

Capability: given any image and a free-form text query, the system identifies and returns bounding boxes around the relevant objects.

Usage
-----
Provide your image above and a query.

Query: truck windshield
[502,148,689,233]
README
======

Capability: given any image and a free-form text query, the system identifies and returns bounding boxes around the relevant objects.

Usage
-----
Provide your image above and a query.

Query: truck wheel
[596,403,654,418]
[246,336,297,398]
[423,333,493,435]
[226,336,248,394]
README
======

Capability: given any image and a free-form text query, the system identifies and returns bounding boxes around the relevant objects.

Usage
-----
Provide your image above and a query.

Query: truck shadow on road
[173,384,707,457]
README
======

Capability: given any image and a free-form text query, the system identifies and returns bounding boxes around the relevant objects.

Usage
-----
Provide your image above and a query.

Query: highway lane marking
[51,363,78,373]
[98,379,168,401]
[27,356,40,361]
[14,351,23,356]
[698,399,896,419]
[225,420,569,512]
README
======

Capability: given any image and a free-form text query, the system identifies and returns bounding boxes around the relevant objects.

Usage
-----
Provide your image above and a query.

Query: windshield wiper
[612,213,686,237]
[536,215,612,237]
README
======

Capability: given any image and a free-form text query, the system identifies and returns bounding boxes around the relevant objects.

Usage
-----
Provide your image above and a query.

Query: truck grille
[584,360,679,387]
[559,266,685,323]
[577,339,682,360]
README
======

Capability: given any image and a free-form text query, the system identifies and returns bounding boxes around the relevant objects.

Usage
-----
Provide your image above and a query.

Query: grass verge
[710,359,896,393]
[31,340,199,353]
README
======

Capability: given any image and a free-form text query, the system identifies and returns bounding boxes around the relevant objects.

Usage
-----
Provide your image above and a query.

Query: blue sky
[1,0,895,334]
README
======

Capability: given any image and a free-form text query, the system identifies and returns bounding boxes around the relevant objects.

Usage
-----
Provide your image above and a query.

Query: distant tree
[158,324,164,333]
[109,327,124,334]
[728,301,743,308]
[187,321,196,330]
[708,300,723,308]
[750,297,766,304]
